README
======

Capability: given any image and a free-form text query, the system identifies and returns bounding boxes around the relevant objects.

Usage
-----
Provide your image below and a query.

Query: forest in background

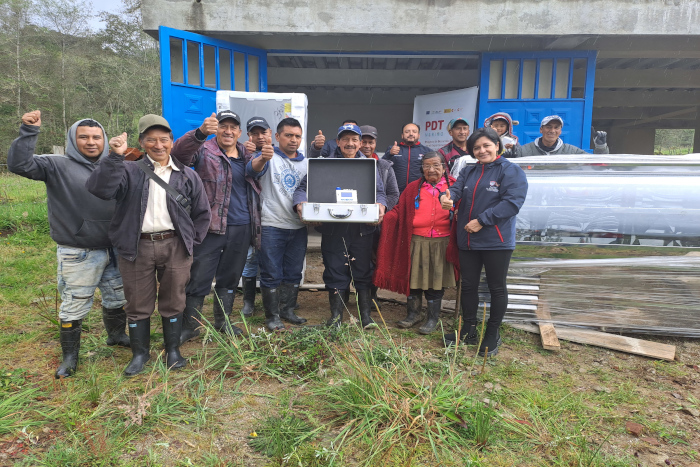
[0,0,160,165]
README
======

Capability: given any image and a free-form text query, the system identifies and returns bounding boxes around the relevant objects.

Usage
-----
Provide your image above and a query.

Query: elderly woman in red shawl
[374,151,459,334]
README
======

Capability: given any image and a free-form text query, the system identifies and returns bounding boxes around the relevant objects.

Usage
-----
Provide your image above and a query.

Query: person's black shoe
[213,288,243,336]
[261,287,285,331]
[478,324,502,358]
[124,318,151,377]
[102,306,130,347]
[443,324,478,347]
[358,289,377,330]
[55,320,82,378]
[162,314,187,370]
[180,295,204,345]
[397,294,422,328]
[278,283,307,324]
[241,276,257,318]
[418,299,441,334]
[327,289,345,327]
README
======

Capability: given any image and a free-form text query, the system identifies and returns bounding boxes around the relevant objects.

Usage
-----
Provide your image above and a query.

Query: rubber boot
[370,285,381,312]
[443,324,478,347]
[261,287,285,331]
[55,320,82,379]
[102,306,130,347]
[124,318,151,377]
[278,283,307,324]
[162,314,187,370]
[213,288,243,336]
[343,289,351,305]
[180,295,205,345]
[327,289,345,327]
[357,289,377,330]
[478,324,502,358]
[418,299,441,335]
[241,276,257,318]
[397,293,422,328]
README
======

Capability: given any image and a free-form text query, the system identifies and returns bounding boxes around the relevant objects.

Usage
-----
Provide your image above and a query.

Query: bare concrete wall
[143,0,700,38]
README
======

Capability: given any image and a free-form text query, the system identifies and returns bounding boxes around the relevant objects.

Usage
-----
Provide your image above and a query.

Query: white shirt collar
[146,154,180,171]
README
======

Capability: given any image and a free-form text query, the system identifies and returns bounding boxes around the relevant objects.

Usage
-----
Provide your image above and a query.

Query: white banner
[412,87,479,151]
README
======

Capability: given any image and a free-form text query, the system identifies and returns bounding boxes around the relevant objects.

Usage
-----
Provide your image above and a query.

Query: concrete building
[142,0,700,154]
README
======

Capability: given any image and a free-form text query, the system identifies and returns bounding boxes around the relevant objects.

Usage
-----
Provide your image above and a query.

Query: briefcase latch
[360,204,368,216]
[313,203,320,214]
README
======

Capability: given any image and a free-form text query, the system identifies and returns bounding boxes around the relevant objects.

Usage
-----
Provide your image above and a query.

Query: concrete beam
[595,69,700,89]
[593,90,700,107]
[593,107,695,120]
[143,0,700,38]
[267,68,479,88]
[612,107,698,129]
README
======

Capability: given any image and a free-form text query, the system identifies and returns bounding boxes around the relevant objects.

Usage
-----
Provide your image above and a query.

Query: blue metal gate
[478,51,597,150]
[158,26,267,139]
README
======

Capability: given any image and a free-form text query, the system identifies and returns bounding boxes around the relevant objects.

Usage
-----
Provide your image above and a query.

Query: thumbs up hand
[199,112,218,136]
[109,132,128,155]
[260,134,274,162]
[440,189,453,210]
[389,141,400,156]
[244,135,256,153]
[313,130,325,150]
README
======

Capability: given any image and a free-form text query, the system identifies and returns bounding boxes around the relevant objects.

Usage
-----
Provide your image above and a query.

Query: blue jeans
[242,245,259,278]
[57,245,126,321]
[259,226,307,288]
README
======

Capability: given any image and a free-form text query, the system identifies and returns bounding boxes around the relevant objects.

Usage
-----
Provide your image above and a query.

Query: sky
[88,0,125,30]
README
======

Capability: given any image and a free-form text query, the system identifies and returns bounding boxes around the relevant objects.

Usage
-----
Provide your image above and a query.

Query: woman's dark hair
[415,151,450,210]
[466,127,503,158]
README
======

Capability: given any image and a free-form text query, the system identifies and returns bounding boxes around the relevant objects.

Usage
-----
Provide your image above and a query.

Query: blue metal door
[159,26,267,139]
[478,51,597,150]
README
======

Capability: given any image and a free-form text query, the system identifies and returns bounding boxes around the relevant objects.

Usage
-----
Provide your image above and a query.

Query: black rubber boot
[162,314,187,370]
[278,283,307,324]
[55,320,82,379]
[443,324,479,347]
[102,306,130,347]
[478,324,502,358]
[397,293,422,328]
[241,276,257,318]
[357,289,377,330]
[180,295,205,345]
[343,289,351,305]
[370,285,381,312]
[124,318,151,377]
[418,299,441,334]
[327,289,345,327]
[261,287,285,331]
[213,288,243,336]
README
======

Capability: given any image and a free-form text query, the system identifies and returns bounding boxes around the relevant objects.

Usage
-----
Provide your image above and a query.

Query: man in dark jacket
[518,115,609,156]
[170,110,262,344]
[383,123,433,193]
[8,110,130,379]
[437,118,470,173]
[86,114,210,377]
[293,124,387,329]
[307,119,358,158]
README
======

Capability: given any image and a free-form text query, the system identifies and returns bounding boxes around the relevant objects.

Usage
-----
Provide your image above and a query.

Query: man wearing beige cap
[86,114,211,376]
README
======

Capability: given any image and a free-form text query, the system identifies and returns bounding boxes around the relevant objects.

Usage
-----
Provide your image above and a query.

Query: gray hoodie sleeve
[7,124,52,181]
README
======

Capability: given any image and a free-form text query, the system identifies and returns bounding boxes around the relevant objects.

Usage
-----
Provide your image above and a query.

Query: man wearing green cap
[86,114,211,377]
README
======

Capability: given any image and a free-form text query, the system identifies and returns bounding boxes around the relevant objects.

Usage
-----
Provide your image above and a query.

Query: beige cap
[138,114,171,135]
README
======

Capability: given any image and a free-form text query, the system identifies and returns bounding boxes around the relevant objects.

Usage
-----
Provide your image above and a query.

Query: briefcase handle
[328,208,354,219]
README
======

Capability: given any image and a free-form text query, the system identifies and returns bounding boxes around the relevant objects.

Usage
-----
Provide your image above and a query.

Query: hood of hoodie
[534,136,563,154]
[64,118,109,166]
[484,112,519,144]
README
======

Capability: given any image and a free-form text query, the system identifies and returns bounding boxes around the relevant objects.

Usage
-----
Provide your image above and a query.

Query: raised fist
[389,141,400,156]
[440,190,453,210]
[313,130,325,150]
[109,132,128,155]
[199,112,218,136]
[594,131,607,148]
[21,110,41,127]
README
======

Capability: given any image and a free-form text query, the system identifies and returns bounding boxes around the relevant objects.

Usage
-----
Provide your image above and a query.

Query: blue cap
[337,124,362,138]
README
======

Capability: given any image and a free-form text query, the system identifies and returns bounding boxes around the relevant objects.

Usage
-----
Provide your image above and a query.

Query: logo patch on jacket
[486,181,500,192]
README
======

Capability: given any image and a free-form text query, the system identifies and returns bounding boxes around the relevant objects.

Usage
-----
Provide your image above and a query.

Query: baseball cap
[246,116,270,133]
[541,115,564,126]
[216,110,241,125]
[359,125,378,139]
[138,114,171,135]
[337,124,362,138]
[447,118,469,131]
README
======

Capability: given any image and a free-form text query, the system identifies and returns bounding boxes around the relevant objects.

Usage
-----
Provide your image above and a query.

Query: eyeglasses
[143,137,171,145]
[422,164,443,170]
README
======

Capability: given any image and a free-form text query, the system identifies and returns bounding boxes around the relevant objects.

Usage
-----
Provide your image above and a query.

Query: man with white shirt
[86,114,210,376]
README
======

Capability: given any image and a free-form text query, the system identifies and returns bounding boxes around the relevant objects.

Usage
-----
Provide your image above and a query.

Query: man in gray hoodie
[8,110,129,379]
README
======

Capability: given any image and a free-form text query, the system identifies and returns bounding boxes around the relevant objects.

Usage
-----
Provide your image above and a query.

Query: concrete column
[607,127,656,155]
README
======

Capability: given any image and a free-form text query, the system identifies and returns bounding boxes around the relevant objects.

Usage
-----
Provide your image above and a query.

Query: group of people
[8,105,605,378]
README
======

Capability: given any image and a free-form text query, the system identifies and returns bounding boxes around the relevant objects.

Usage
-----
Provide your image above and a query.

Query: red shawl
[374,177,460,296]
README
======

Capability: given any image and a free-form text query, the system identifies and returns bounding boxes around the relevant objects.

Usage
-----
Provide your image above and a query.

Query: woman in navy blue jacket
[439,127,528,357]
